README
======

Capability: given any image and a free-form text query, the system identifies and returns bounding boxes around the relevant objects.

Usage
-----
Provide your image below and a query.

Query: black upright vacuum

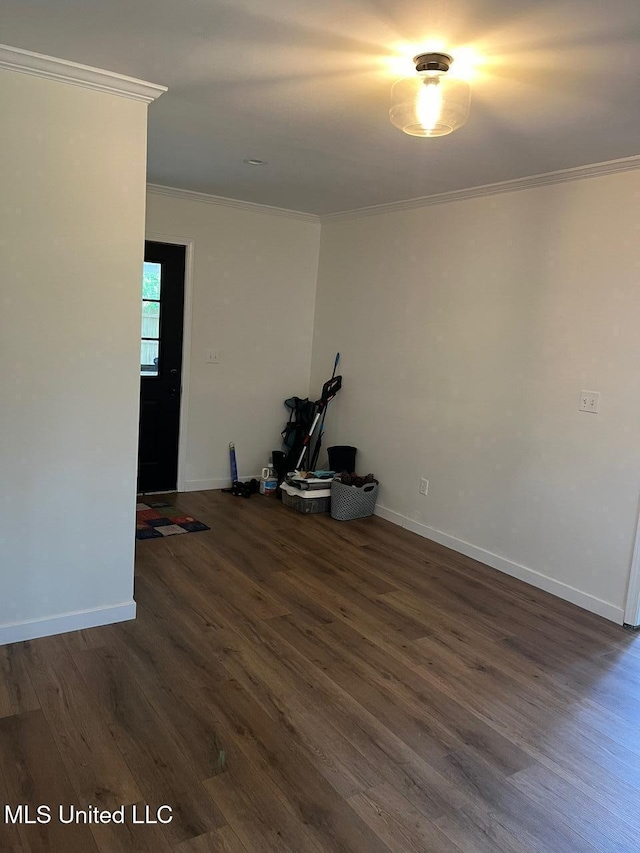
[295,366,342,471]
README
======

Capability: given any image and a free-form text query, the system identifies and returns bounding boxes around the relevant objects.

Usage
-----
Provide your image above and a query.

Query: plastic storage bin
[330,479,378,521]
[281,482,331,514]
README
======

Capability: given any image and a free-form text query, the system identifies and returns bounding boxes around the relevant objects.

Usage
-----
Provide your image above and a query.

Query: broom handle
[295,411,322,470]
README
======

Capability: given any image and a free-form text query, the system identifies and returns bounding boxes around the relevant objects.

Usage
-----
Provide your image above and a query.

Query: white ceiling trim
[148,154,640,222]
[0,44,166,103]
[322,155,640,221]
[147,184,321,223]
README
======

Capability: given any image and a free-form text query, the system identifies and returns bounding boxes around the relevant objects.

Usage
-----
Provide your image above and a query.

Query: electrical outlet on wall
[419,478,429,496]
[579,391,600,413]
[206,349,220,364]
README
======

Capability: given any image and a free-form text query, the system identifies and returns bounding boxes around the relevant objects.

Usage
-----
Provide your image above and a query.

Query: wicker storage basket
[330,479,378,521]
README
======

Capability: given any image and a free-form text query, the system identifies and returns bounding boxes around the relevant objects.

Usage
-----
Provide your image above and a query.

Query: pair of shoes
[222,479,259,499]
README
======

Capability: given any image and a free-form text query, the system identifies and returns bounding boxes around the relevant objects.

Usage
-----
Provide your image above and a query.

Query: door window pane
[142,300,160,339]
[141,340,159,376]
[143,262,162,300]
[141,262,161,377]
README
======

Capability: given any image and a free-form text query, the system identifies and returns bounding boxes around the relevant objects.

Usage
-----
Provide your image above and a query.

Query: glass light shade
[390,74,471,137]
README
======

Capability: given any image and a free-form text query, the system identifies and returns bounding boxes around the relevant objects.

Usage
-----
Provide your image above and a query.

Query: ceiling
[1,0,639,214]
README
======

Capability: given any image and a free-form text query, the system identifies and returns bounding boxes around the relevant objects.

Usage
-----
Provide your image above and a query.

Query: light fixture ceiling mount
[413,52,452,74]
[390,51,471,138]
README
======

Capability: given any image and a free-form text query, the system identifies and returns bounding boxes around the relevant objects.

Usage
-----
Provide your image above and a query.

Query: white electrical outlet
[579,391,600,414]
[419,478,429,496]
[206,349,220,364]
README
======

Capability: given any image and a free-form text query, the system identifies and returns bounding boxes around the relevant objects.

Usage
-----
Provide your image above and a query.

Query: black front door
[138,241,186,493]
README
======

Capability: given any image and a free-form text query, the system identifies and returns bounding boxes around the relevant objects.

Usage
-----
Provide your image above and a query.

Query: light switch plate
[579,391,600,413]
[206,349,220,364]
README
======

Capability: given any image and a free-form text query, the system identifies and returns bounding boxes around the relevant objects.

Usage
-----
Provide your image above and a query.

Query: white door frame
[145,231,194,493]
[624,502,640,627]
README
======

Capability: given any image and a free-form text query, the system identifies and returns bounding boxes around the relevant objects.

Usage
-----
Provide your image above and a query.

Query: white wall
[0,69,149,641]
[145,191,321,488]
[311,171,640,623]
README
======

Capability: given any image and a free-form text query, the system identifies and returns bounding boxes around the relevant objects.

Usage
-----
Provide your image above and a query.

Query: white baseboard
[0,601,137,647]
[183,475,261,492]
[374,505,625,625]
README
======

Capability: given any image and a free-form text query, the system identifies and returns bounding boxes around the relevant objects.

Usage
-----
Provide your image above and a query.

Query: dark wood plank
[434,802,542,853]
[318,619,534,776]
[509,761,639,852]
[348,783,461,853]
[407,636,640,822]
[263,569,336,627]
[21,638,141,810]
[0,644,39,719]
[89,803,174,853]
[174,826,248,853]
[283,567,430,642]
[130,573,231,689]
[429,748,601,853]
[72,646,225,847]
[208,625,383,798]
[253,615,470,820]
[274,613,451,764]
[204,678,394,853]
[203,729,325,853]
[108,621,233,785]
[0,710,99,853]
[0,757,25,853]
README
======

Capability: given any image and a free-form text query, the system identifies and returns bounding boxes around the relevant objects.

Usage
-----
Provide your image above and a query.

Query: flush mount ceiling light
[243,158,268,165]
[390,52,471,137]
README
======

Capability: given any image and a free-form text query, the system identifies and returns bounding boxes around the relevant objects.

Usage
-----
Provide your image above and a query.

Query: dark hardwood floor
[1,489,639,852]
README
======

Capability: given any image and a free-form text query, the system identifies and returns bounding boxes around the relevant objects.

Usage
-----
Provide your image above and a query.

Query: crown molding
[148,154,640,224]
[321,155,640,222]
[147,183,320,223]
[0,44,166,103]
